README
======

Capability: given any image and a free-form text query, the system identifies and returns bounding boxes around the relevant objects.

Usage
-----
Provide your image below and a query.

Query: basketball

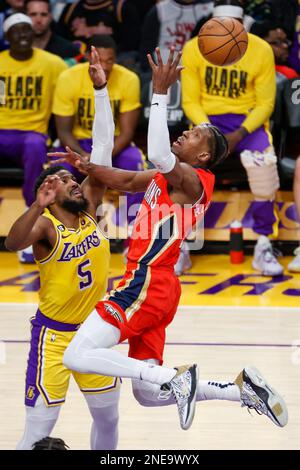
[198,16,248,66]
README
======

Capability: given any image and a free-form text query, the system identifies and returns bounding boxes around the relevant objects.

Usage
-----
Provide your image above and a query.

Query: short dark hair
[204,124,229,169]
[250,21,283,39]
[34,165,66,195]
[32,437,69,450]
[86,35,117,53]
[25,0,51,11]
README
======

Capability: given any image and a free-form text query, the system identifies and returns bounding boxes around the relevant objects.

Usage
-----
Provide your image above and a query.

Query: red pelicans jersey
[128,169,215,267]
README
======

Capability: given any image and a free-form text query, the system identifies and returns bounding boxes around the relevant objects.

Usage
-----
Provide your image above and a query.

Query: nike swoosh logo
[61,233,72,239]
[151,103,159,106]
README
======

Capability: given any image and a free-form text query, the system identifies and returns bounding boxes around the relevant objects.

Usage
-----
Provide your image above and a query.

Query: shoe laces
[240,383,268,417]
[261,245,282,264]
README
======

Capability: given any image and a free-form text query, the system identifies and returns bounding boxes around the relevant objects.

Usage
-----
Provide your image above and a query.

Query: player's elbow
[4,237,19,252]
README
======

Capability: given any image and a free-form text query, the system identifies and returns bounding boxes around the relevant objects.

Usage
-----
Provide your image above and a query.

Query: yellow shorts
[25,311,120,407]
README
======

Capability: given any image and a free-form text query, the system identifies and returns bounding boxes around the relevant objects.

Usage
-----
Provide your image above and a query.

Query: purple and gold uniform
[25,209,120,407]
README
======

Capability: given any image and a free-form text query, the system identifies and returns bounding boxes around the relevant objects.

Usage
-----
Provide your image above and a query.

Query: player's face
[172,126,211,165]
[6,23,34,52]
[94,47,115,79]
[55,170,85,207]
[26,1,52,36]
[266,29,289,64]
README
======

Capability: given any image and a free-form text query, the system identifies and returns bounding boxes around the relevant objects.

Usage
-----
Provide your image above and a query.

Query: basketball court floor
[1,252,299,450]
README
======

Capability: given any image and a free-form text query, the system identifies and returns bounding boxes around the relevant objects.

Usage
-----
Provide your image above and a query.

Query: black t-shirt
[57,0,140,52]
[45,33,80,58]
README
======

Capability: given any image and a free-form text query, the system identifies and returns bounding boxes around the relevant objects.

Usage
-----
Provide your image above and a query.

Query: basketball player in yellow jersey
[5,47,120,450]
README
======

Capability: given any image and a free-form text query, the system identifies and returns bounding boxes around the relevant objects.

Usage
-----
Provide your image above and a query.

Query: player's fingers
[47,152,68,158]
[147,53,156,70]
[167,47,175,67]
[48,157,66,165]
[172,50,182,70]
[155,47,163,67]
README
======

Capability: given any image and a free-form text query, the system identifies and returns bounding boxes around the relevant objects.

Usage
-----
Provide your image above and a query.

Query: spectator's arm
[241,43,276,133]
[139,7,160,71]
[181,40,210,125]
[112,69,141,156]
[54,115,88,156]
[112,108,140,157]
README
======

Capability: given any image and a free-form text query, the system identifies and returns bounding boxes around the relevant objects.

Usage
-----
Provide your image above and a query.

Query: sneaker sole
[182,364,199,431]
[252,262,283,277]
[244,366,288,427]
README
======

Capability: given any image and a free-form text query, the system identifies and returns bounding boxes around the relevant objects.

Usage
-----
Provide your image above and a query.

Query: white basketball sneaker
[174,242,192,276]
[161,364,198,430]
[252,235,283,276]
[287,246,300,272]
[235,366,288,427]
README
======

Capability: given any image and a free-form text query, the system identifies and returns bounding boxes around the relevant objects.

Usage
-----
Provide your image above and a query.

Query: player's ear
[196,151,211,165]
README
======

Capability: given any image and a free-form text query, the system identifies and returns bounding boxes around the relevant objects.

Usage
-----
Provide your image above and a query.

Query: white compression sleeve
[90,87,114,167]
[147,93,176,173]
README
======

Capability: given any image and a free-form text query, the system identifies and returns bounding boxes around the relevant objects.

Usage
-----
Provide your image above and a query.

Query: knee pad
[240,150,280,200]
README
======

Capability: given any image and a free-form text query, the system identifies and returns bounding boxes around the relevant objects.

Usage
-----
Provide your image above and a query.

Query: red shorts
[96,263,181,364]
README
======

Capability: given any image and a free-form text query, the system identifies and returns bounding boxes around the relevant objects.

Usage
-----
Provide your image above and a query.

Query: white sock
[197,380,240,401]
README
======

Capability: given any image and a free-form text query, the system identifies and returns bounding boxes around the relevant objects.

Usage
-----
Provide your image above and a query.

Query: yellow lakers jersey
[37,209,110,324]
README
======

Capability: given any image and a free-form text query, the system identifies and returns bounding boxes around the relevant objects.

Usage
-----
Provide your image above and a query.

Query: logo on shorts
[26,386,36,400]
[104,303,124,323]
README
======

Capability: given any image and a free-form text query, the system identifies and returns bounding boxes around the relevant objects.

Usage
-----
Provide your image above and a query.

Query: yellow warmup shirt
[181,33,276,133]
[37,209,110,324]
[52,62,141,139]
[0,49,67,134]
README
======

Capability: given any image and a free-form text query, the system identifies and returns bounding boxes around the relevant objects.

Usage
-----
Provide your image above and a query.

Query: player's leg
[64,307,198,430]
[84,390,120,450]
[63,309,177,384]
[132,361,288,426]
[16,397,61,450]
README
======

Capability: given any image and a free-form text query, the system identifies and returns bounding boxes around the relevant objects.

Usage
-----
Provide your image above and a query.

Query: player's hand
[89,45,107,88]
[147,47,183,94]
[36,175,62,208]
[47,147,89,175]
[225,129,245,153]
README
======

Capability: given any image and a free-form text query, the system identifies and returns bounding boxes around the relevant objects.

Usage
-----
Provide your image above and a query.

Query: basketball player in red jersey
[52,47,288,431]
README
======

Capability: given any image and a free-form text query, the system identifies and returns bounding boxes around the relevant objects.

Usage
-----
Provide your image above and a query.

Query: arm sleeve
[90,87,114,167]
[181,40,210,125]
[241,44,276,133]
[147,93,176,173]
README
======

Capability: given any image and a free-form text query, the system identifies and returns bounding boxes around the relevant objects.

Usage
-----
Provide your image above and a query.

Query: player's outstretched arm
[48,147,157,193]
[147,47,203,202]
[5,176,58,251]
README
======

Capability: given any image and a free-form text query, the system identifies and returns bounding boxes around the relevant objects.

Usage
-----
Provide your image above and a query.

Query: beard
[61,197,88,214]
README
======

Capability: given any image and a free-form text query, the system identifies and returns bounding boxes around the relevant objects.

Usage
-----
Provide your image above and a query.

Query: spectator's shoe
[18,246,35,264]
[252,235,283,276]
[287,246,300,272]
[161,364,198,430]
[235,366,288,427]
[174,242,192,276]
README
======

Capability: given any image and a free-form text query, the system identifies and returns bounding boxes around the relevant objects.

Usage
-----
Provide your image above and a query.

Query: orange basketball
[198,16,248,66]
